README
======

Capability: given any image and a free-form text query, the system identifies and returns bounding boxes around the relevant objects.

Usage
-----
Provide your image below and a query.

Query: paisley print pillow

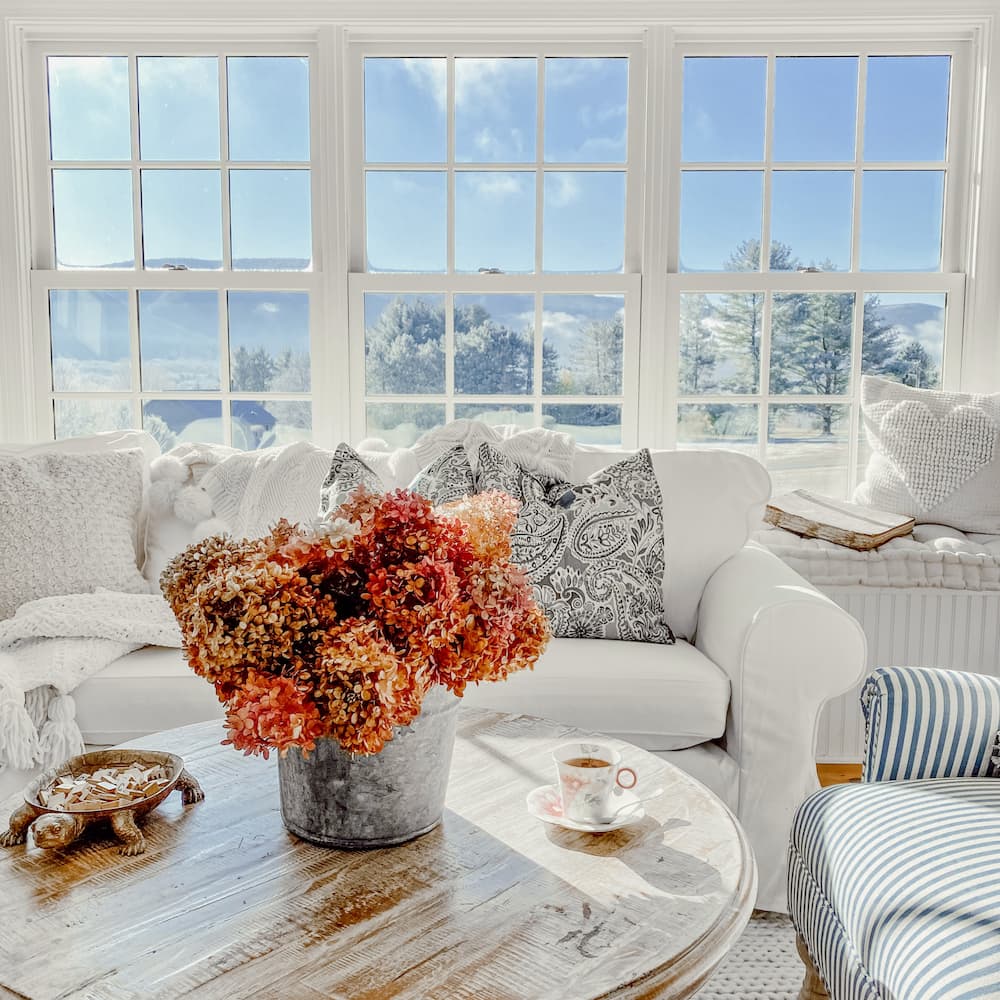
[476,443,674,644]
[318,443,383,514]
[319,443,475,514]
[408,445,477,504]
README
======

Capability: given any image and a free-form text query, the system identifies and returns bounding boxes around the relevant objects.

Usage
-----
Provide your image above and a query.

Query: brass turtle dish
[0,749,204,856]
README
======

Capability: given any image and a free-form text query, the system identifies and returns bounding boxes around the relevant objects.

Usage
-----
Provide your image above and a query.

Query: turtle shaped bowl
[25,749,185,819]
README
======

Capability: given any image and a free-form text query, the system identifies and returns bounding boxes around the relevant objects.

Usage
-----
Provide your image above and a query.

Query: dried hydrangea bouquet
[161,488,549,847]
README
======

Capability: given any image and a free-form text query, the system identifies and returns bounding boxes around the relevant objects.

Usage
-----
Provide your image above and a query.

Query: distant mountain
[60,257,311,271]
[876,301,944,362]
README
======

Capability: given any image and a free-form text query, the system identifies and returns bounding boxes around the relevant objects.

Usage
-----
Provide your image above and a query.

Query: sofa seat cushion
[460,637,729,751]
[790,779,1000,1000]
[74,646,222,745]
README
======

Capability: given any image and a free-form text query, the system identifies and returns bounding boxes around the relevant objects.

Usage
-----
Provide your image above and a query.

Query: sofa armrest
[695,542,866,912]
[862,666,1000,783]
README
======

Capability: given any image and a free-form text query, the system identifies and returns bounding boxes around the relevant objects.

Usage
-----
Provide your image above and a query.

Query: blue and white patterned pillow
[476,443,674,644]
[319,443,475,514]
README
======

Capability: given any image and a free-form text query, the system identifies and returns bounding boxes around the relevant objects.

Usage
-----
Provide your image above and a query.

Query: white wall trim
[0,21,35,441]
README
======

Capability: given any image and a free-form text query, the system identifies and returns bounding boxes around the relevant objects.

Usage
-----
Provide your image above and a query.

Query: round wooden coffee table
[0,711,755,999]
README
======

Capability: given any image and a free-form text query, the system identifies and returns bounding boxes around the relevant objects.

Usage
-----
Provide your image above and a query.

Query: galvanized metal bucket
[277,685,460,848]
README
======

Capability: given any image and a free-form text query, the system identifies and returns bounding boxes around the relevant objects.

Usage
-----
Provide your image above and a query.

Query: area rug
[700,911,803,999]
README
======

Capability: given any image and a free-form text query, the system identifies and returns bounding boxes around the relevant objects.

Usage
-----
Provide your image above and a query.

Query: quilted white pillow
[0,450,149,619]
[856,375,1000,533]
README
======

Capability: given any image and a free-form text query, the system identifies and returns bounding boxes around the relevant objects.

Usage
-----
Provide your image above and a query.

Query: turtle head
[32,813,84,848]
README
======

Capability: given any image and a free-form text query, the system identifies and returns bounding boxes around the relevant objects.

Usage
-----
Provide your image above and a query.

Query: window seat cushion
[754,522,1000,590]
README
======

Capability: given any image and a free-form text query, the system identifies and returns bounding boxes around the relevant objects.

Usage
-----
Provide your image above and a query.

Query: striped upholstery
[862,666,1000,783]
[790,779,1000,1000]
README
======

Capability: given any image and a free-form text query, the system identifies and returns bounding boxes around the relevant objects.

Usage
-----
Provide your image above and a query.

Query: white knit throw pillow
[0,450,148,619]
[855,375,1000,533]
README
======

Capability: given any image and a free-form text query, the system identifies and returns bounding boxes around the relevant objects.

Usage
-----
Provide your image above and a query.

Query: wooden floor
[817,763,862,787]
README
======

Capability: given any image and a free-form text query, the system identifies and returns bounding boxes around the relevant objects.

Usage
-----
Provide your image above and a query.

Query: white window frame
[0,9,996,457]
[346,35,646,447]
[659,38,974,491]
[21,33,343,447]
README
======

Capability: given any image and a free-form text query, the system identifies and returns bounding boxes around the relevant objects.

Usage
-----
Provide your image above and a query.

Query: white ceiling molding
[1,0,995,34]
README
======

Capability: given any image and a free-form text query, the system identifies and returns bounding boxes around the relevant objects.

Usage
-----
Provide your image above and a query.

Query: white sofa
[0,431,867,912]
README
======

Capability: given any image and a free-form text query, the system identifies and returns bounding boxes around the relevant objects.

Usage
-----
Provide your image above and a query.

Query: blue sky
[48,55,310,269]
[48,53,950,275]
[680,55,951,272]
[363,57,627,272]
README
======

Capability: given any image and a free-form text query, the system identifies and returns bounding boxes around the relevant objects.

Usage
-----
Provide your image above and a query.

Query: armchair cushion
[861,666,1000,782]
[790,778,1000,1000]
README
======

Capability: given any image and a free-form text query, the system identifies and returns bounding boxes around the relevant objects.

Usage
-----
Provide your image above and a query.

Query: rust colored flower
[162,487,550,757]
[221,671,325,760]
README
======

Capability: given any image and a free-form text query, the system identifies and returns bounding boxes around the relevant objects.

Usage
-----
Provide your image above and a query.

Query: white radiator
[815,586,1000,763]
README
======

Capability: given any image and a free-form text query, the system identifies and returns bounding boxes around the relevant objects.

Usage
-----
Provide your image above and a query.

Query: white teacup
[553,742,638,824]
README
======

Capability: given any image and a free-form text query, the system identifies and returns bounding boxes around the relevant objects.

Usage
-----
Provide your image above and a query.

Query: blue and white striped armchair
[789,666,1000,1000]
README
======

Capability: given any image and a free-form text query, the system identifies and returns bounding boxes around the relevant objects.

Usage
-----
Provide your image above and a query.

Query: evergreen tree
[231,345,278,392]
[678,293,717,394]
[770,291,852,434]
[716,240,800,392]
[365,297,446,394]
[894,341,939,388]
[454,318,533,394]
[859,295,902,378]
[572,316,624,395]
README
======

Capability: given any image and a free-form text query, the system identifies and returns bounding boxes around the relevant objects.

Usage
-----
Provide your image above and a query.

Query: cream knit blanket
[0,592,180,773]
[409,420,577,481]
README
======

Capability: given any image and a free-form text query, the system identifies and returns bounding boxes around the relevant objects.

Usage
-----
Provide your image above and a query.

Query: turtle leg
[111,810,146,857]
[175,768,205,805]
[0,804,38,847]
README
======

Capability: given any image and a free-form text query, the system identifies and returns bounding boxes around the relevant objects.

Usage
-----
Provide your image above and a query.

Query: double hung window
[670,46,966,494]
[31,47,316,450]
[350,45,642,447]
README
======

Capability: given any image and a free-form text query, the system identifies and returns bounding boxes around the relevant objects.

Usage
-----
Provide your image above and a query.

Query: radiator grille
[817,587,1000,762]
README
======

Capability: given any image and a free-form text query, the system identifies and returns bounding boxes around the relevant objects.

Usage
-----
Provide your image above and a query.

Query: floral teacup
[553,742,638,823]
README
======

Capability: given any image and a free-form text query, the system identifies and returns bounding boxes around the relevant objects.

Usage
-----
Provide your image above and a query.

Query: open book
[765,490,914,551]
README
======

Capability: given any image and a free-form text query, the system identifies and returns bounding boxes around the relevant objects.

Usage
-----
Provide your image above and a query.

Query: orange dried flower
[161,489,549,757]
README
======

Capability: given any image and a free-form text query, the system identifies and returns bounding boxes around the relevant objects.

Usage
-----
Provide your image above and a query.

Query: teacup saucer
[526,784,646,833]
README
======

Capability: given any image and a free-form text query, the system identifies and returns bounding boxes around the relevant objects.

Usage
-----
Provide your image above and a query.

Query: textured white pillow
[0,450,149,618]
[855,375,1000,533]
[0,429,160,572]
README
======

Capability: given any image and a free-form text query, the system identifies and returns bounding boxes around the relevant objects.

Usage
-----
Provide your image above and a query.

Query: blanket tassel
[37,695,85,769]
[0,685,40,771]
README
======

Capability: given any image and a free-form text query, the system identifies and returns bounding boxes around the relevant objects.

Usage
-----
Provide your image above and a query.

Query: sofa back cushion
[572,447,771,639]
[0,429,160,573]
[0,449,149,618]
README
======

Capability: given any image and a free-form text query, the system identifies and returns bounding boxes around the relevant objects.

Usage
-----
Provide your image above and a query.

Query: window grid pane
[45,52,314,449]
[360,52,633,446]
[676,51,953,496]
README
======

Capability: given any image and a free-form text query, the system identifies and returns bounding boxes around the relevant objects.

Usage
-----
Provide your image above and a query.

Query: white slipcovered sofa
[1,429,866,912]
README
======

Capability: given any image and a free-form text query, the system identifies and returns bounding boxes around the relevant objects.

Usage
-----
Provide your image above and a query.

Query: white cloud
[455,58,532,111]
[541,310,583,349]
[474,126,526,159]
[546,173,581,207]
[465,172,528,200]
[255,301,281,315]
[48,55,125,93]
[545,57,612,90]
[402,58,447,110]
[137,55,218,94]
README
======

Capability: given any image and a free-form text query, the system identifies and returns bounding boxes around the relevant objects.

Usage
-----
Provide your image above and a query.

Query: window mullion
[128,54,143,273]
[219,55,233,272]
[851,55,868,272]
[446,56,455,276]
